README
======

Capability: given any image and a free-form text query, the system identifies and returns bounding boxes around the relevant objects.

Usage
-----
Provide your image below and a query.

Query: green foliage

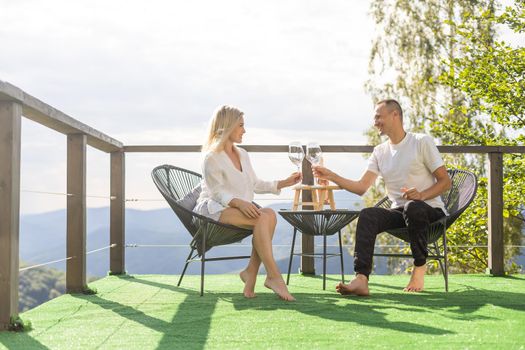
[81,286,98,295]
[8,316,32,332]
[434,0,525,273]
[18,263,101,312]
[366,0,524,274]
[19,264,66,312]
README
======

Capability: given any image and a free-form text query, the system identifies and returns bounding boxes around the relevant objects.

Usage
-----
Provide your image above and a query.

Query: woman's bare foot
[404,265,426,292]
[335,274,369,296]
[264,277,295,301]
[240,270,257,298]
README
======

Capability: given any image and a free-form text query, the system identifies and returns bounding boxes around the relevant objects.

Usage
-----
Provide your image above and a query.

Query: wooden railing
[1,81,524,330]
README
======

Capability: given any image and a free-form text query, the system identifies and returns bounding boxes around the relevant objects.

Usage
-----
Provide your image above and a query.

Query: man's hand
[230,198,262,218]
[278,172,302,189]
[312,165,336,182]
[401,187,423,201]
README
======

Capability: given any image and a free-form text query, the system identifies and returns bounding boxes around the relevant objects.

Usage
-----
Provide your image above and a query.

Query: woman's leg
[239,209,277,294]
[220,207,294,301]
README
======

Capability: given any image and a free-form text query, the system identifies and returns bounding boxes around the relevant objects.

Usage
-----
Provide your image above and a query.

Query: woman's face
[228,116,245,144]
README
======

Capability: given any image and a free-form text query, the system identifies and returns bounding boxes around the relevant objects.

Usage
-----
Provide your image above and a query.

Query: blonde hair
[202,105,244,153]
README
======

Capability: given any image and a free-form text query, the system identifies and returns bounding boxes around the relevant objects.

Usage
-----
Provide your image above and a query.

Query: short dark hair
[377,99,403,121]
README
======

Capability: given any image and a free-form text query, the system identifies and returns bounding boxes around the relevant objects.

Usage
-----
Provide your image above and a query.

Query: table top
[292,184,341,190]
[278,209,361,215]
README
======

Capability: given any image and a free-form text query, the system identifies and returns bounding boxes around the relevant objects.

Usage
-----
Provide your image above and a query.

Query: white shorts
[193,200,223,222]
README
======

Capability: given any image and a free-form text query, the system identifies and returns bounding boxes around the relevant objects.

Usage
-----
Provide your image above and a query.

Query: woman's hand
[230,198,262,218]
[277,172,302,189]
[312,165,335,182]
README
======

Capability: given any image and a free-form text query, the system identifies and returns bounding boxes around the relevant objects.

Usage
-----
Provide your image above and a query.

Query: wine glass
[288,141,304,172]
[307,142,324,185]
[306,142,322,166]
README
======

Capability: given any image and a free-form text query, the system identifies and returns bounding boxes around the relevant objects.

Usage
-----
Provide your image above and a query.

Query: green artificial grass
[1,274,524,349]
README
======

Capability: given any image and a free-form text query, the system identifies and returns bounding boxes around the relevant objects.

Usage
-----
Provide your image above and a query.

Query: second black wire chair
[372,168,478,292]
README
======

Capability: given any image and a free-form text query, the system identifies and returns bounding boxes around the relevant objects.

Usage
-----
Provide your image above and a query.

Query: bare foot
[404,265,426,292]
[240,270,257,298]
[335,274,369,296]
[264,277,295,301]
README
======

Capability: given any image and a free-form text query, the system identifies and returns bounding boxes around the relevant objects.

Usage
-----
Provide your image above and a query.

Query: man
[313,99,451,295]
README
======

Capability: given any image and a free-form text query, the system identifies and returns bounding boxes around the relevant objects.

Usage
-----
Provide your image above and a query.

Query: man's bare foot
[240,270,257,298]
[264,277,295,301]
[335,274,369,296]
[404,264,426,292]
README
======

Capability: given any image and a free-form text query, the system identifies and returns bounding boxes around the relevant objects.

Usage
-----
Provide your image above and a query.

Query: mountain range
[20,191,524,279]
[20,191,364,278]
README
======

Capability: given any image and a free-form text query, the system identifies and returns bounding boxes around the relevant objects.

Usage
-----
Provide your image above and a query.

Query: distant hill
[20,191,363,278]
[17,192,524,311]
[20,191,525,279]
[19,263,66,312]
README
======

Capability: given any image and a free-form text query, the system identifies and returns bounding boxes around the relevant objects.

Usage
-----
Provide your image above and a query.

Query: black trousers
[353,200,445,278]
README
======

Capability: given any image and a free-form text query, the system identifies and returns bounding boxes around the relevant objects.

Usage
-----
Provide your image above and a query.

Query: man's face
[374,103,394,136]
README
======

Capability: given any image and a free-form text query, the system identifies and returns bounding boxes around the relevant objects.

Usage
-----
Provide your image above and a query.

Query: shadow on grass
[127,276,453,335]
[232,292,455,335]
[4,275,523,349]
[122,274,525,337]
[68,275,217,350]
[0,333,50,350]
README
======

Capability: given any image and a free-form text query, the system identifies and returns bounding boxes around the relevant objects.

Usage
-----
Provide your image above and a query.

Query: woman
[194,105,301,301]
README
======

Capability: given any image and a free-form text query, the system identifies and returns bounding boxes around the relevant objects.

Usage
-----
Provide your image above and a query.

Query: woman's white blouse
[196,147,280,215]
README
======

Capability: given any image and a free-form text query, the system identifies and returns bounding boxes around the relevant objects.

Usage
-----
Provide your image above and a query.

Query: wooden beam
[488,152,505,275]
[66,134,87,292]
[0,80,122,153]
[123,144,525,154]
[300,157,315,275]
[110,151,125,274]
[0,101,21,330]
[438,145,525,154]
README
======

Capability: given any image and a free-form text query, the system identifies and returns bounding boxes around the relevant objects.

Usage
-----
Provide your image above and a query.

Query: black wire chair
[278,209,361,290]
[372,169,478,292]
[151,164,253,296]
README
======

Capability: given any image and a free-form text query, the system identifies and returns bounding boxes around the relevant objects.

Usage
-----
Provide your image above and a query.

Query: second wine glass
[288,141,304,172]
[306,142,322,165]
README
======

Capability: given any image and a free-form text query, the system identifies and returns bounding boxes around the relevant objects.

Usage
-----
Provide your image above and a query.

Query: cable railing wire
[21,189,363,204]
[125,243,525,249]
[19,244,117,272]
[22,189,116,200]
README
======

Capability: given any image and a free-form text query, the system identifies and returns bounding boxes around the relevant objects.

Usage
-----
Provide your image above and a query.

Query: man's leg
[336,207,405,296]
[403,201,445,292]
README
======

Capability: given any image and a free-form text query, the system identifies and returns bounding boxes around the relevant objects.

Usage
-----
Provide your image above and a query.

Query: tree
[364,0,524,273]
[434,0,525,272]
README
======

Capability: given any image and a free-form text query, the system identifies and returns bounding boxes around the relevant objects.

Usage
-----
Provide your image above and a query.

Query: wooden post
[67,134,87,292]
[0,101,22,330]
[110,151,125,274]
[488,152,504,275]
[300,157,315,275]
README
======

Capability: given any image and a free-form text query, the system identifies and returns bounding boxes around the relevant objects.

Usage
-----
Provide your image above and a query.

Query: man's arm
[402,166,452,201]
[312,166,377,196]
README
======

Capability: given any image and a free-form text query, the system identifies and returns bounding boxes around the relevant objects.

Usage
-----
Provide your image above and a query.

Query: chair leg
[200,232,206,297]
[338,230,344,283]
[323,233,327,290]
[177,247,195,287]
[431,241,445,275]
[287,228,298,285]
[443,227,449,293]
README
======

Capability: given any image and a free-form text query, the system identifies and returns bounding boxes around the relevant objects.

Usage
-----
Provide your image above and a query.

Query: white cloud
[1,0,377,213]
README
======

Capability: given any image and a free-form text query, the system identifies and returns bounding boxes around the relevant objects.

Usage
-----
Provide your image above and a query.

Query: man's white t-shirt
[367,132,446,213]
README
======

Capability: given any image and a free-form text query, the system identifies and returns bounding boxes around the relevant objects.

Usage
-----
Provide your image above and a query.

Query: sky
[0,0,378,214]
